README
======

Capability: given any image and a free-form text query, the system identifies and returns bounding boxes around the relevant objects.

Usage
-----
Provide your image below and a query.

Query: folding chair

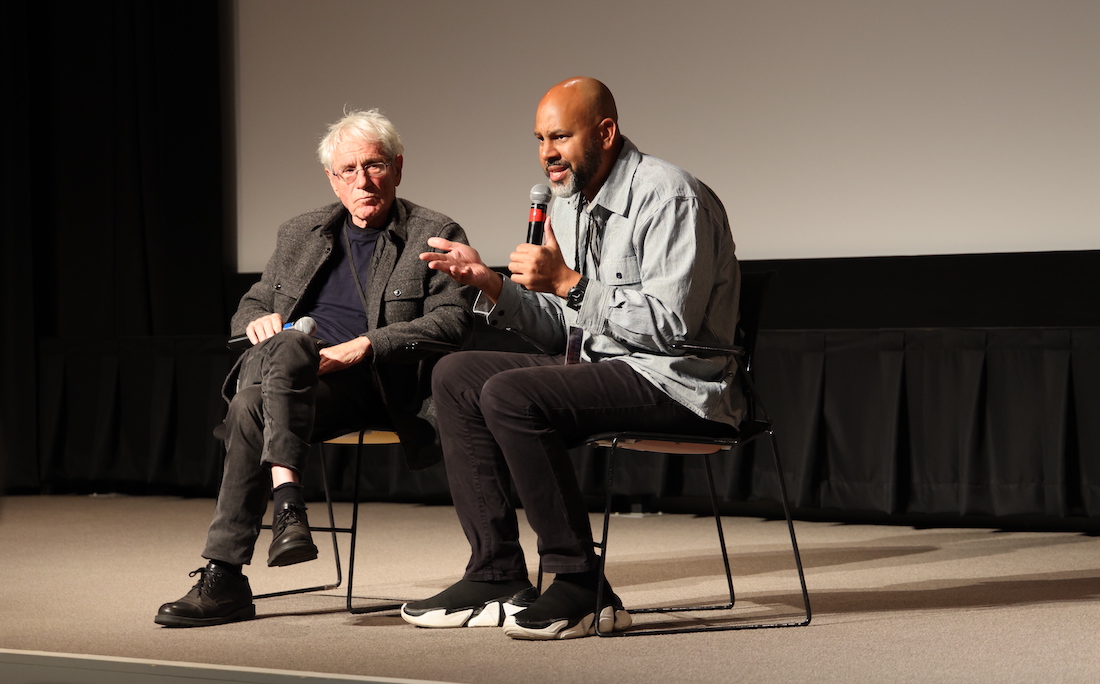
[254,428,405,613]
[583,270,811,636]
[250,340,457,612]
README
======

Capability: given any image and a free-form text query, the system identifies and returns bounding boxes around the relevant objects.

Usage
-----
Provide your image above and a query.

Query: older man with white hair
[156,109,472,627]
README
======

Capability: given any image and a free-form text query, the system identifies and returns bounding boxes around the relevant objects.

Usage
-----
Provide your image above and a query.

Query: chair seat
[324,430,399,446]
[592,438,730,455]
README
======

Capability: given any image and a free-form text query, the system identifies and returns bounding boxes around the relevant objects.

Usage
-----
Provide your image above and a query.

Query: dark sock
[208,558,243,576]
[272,481,305,511]
[553,570,600,592]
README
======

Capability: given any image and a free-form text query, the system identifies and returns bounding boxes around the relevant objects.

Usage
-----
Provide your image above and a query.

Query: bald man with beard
[402,77,743,640]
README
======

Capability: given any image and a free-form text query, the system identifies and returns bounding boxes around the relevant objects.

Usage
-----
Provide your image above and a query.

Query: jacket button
[393,289,402,296]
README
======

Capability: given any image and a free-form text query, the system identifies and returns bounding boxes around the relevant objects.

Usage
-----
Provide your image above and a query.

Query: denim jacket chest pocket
[599,256,641,287]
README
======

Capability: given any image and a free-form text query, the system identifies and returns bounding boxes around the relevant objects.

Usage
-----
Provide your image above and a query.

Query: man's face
[325,140,403,229]
[535,99,603,199]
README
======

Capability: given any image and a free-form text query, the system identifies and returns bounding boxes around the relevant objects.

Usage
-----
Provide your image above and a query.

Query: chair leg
[345,436,362,612]
[346,432,403,614]
[593,440,617,636]
[703,453,736,609]
[320,443,344,591]
[767,431,812,627]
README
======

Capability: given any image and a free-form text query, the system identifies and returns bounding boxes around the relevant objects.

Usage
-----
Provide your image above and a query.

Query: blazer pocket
[273,284,299,312]
[384,278,425,301]
[601,256,641,286]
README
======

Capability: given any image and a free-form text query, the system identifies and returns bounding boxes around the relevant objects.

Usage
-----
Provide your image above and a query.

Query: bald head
[539,77,618,126]
[535,77,622,200]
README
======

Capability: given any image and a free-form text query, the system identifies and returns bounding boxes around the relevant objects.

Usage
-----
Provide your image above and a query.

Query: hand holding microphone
[510,213,576,296]
[227,316,316,350]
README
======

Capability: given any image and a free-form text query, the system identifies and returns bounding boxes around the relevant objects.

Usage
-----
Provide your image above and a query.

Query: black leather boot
[267,501,319,567]
[155,563,255,627]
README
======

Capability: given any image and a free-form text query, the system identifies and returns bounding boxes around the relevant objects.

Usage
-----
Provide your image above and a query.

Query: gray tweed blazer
[229,198,474,469]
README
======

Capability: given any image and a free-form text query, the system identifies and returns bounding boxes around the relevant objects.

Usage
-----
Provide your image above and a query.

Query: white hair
[317,108,404,169]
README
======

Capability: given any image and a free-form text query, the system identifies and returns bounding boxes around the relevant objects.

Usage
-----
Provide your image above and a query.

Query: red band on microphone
[528,207,546,222]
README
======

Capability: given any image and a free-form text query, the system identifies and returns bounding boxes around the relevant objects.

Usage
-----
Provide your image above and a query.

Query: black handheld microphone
[526,184,551,244]
[226,316,316,350]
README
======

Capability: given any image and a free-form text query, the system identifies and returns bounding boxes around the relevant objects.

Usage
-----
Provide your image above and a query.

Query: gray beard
[550,174,579,198]
[548,137,602,199]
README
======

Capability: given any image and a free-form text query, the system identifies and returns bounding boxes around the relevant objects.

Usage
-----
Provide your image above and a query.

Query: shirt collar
[583,136,641,219]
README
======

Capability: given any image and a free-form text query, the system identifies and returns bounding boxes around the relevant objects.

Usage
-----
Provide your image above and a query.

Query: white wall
[233,0,1100,271]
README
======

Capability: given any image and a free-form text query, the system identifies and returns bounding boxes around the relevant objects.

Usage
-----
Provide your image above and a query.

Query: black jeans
[202,331,386,565]
[432,350,732,580]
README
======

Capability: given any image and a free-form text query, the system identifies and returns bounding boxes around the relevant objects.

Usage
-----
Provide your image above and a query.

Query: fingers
[421,238,492,289]
[247,313,283,344]
[543,220,559,250]
[317,338,370,375]
[420,236,469,265]
[420,239,452,264]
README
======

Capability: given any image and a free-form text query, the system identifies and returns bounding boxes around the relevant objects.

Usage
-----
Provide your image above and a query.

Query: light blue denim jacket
[478,138,744,427]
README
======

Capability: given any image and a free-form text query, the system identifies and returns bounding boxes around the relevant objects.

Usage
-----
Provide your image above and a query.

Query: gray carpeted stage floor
[0,494,1098,683]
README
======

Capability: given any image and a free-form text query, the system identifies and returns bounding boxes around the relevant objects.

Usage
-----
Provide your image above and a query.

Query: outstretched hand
[421,238,503,300]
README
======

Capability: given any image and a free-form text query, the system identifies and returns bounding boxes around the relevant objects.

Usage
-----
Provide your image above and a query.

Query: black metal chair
[254,428,405,614]
[251,339,459,613]
[583,270,812,636]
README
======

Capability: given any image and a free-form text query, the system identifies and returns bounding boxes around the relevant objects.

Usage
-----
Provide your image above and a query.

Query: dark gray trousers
[202,331,385,565]
[432,350,731,580]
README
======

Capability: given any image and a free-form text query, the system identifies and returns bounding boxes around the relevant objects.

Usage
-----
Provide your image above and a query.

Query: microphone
[526,184,551,245]
[226,316,316,350]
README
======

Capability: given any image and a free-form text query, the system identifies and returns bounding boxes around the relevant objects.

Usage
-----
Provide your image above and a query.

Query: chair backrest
[736,270,776,374]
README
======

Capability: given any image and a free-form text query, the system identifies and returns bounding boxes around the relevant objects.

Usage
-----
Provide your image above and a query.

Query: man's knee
[261,330,320,364]
[433,351,543,412]
[432,351,488,399]
[224,386,263,432]
[479,370,538,422]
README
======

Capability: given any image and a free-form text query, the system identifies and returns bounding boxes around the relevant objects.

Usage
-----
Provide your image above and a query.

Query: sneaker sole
[502,605,632,640]
[401,599,526,629]
[154,604,257,628]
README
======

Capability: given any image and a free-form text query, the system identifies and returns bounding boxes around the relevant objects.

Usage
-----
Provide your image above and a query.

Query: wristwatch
[566,276,589,311]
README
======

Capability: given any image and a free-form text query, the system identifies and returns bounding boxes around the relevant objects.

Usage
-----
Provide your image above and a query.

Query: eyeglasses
[331,161,391,183]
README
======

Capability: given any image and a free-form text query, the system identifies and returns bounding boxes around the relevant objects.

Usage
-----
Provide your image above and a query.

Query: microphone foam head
[293,316,317,335]
[530,184,551,204]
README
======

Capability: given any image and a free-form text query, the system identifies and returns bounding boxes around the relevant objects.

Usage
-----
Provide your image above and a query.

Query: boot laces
[188,566,219,594]
[273,503,305,535]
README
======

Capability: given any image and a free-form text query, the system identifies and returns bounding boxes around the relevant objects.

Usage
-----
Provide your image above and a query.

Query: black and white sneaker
[502,579,632,640]
[401,579,538,628]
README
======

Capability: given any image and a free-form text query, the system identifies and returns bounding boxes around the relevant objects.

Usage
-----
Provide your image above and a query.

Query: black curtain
[2,2,226,492]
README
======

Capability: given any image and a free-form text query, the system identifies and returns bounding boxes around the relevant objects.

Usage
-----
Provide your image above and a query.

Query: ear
[391,154,404,187]
[325,168,341,197]
[597,118,617,151]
